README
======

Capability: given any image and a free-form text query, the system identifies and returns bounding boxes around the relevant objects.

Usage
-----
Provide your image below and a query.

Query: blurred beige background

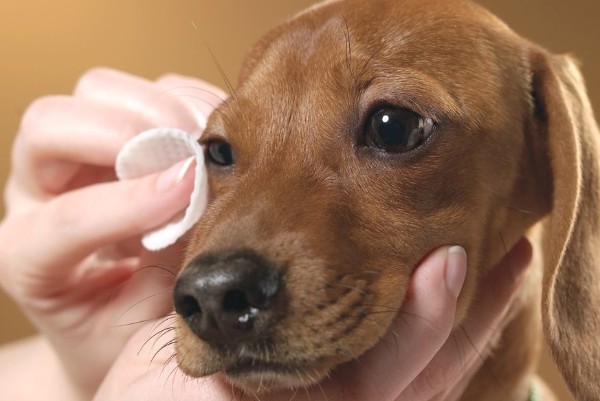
[1,1,598,399]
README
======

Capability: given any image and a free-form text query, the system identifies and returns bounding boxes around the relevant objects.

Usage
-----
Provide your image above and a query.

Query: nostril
[177,294,202,319]
[174,249,282,346]
[222,290,251,313]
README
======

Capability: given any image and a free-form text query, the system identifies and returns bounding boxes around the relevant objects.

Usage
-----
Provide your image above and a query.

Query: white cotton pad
[115,128,207,251]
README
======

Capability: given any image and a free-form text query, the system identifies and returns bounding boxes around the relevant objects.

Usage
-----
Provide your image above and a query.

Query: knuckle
[73,66,115,95]
[17,96,71,156]
[19,95,65,134]
[155,72,180,85]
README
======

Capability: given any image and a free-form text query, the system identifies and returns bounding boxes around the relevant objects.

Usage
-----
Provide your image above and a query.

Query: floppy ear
[530,47,600,400]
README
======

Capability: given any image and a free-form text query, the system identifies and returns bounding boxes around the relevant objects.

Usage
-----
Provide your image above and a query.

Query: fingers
[12,96,154,196]
[399,238,532,401]
[0,160,195,297]
[335,246,467,401]
[75,68,202,135]
[11,68,222,200]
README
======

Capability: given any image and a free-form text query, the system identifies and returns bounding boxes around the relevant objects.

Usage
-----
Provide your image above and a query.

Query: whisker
[506,205,534,215]
[459,325,508,396]
[138,325,176,355]
[358,41,385,79]
[341,17,353,78]
[110,316,168,328]
[152,339,177,364]
[115,290,174,324]
[203,41,236,97]
[288,385,300,401]
[498,230,508,254]
[158,84,227,101]
[106,264,176,307]
[134,264,178,277]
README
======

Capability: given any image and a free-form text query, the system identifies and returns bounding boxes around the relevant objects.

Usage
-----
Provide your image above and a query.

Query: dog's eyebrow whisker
[203,41,236,98]
[161,93,223,110]
[158,85,227,102]
[341,17,354,80]
[357,41,385,79]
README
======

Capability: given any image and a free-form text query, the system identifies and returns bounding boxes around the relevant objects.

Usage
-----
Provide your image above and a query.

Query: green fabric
[529,382,540,401]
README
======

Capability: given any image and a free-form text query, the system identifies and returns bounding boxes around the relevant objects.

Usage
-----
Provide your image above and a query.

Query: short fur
[174,1,600,399]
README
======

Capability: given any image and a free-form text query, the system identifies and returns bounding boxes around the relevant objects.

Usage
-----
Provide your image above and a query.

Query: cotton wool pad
[115,128,207,251]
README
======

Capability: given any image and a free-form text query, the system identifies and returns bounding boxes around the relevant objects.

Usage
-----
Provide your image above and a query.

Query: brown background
[1,1,598,399]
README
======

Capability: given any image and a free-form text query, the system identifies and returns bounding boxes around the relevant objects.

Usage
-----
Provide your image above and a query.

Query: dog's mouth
[220,357,332,391]
[225,359,304,376]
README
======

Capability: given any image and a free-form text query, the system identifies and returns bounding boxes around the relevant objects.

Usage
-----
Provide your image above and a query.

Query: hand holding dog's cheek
[399,238,532,401]
[331,246,467,401]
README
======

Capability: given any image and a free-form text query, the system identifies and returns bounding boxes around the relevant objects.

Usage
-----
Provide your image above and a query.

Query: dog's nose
[173,249,282,347]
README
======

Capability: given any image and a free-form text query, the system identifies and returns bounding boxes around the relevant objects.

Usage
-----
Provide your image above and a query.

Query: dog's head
[172,0,600,398]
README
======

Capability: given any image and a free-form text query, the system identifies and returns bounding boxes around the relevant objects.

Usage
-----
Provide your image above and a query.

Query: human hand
[0,68,226,398]
[94,239,532,401]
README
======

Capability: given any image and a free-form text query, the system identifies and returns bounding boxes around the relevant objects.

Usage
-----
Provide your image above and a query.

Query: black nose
[173,249,282,348]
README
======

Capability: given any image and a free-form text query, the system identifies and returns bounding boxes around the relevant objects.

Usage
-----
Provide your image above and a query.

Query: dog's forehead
[213,0,528,158]
[246,0,516,73]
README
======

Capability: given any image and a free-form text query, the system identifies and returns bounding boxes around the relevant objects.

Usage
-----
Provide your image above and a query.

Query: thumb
[6,159,195,295]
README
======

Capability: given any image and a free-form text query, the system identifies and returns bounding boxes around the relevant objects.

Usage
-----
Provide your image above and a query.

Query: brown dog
[171,0,600,400]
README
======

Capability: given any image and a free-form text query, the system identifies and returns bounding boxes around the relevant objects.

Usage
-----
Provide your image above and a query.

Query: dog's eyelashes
[365,107,434,153]
[206,140,235,166]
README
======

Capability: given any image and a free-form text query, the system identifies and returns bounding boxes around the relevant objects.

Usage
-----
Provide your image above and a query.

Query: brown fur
[174,0,600,399]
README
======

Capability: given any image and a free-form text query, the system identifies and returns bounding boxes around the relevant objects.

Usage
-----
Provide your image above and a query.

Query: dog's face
[173,0,552,392]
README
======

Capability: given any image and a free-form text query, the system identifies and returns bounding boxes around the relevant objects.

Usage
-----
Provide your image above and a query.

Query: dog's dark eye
[206,140,235,166]
[365,108,434,152]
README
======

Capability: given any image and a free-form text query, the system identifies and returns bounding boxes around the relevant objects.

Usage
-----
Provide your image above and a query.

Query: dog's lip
[225,358,305,376]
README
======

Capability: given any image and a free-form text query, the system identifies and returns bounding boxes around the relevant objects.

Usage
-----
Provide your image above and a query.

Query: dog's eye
[365,108,434,152]
[206,140,235,166]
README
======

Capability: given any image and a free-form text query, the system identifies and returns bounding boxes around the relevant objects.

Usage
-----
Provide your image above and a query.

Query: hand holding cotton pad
[115,128,208,251]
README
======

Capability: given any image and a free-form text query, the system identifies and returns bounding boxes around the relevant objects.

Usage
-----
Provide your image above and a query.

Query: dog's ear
[530,47,600,400]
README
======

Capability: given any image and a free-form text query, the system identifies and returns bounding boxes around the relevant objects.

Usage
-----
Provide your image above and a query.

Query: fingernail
[446,246,467,298]
[156,157,195,191]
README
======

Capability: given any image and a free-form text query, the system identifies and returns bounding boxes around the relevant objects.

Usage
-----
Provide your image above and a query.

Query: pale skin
[0,68,532,401]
